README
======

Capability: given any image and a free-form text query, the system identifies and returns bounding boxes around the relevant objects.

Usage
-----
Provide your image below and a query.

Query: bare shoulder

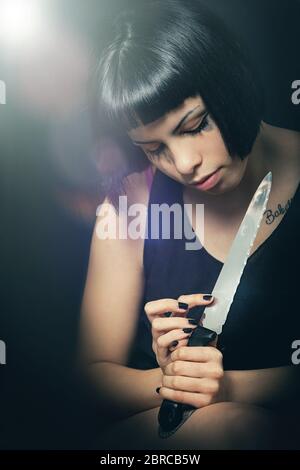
[94,168,152,267]
[261,121,300,197]
[121,167,152,266]
[123,167,153,207]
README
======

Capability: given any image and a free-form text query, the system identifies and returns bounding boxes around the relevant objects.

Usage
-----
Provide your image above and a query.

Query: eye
[182,113,210,136]
[146,144,166,158]
[145,113,211,158]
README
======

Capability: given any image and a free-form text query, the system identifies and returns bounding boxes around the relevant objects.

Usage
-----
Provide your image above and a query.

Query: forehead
[128,95,204,141]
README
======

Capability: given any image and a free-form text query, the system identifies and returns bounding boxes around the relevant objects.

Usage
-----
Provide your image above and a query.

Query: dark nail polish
[178,302,189,310]
[203,294,213,301]
[183,327,193,333]
[188,319,198,325]
[164,311,173,317]
[156,387,161,394]
[170,340,178,347]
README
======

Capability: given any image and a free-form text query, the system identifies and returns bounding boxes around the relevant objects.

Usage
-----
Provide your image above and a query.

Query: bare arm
[225,365,300,409]
[85,362,163,419]
[79,170,163,419]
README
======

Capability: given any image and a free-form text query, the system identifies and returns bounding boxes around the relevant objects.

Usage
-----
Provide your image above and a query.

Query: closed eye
[146,112,210,158]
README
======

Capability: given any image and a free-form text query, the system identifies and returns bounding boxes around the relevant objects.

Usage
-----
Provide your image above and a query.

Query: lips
[192,169,219,185]
[190,167,222,191]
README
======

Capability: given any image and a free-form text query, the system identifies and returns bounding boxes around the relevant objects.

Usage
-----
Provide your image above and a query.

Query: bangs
[97,44,203,134]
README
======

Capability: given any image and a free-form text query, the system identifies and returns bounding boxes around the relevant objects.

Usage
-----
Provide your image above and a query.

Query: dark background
[0,0,299,449]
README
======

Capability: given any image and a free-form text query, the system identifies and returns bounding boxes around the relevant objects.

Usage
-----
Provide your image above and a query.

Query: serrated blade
[201,171,272,334]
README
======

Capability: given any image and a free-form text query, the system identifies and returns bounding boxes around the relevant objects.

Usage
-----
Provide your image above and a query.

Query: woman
[80,0,300,449]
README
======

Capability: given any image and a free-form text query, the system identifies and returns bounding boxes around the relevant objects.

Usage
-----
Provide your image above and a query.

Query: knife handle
[187,324,217,347]
[158,325,217,434]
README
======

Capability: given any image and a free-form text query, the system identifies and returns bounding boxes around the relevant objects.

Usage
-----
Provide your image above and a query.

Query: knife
[158,171,272,438]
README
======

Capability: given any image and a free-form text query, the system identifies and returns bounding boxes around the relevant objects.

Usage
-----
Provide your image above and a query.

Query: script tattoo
[264,198,292,225]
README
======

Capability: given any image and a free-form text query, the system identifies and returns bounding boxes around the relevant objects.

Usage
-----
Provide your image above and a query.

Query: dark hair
[96,0,264,203]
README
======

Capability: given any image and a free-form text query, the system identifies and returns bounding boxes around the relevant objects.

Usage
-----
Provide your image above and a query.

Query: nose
[170,142,203,177]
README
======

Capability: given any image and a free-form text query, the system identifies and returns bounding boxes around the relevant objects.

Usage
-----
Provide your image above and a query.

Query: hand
[144,293,214,375]
[160,342,226,408]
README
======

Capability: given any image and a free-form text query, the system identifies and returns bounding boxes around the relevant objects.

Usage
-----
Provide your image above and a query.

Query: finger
[151,317,198,341]
[162,375,219,395]
[156,328,194,349]
[155,334,193,363]
[170,345,223,364]
[164,360,224,380]
[168,336,190,352]
[144,298,189,322]
[177,293,214,310]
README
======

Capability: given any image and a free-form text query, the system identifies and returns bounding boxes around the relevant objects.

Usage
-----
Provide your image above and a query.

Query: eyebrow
[131,105,206,145]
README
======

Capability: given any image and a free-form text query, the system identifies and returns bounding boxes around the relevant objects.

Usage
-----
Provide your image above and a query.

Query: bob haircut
[96,0,264,202]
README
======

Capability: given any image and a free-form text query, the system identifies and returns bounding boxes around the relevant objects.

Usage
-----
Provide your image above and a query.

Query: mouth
[190,168,222,191]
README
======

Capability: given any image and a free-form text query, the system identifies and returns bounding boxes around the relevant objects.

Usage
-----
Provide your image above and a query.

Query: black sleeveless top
[126,169,300,371]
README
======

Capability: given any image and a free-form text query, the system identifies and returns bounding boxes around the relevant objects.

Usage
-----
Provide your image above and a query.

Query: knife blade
[158,171,272,437]
[200,170,272,333]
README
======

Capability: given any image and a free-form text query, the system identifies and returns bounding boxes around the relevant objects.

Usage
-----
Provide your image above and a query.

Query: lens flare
[0,0,44,47]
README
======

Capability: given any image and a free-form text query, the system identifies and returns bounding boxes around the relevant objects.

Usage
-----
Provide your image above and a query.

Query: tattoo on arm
[264,198,292,225]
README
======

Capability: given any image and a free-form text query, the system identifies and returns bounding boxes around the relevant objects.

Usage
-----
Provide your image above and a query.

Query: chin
[207,169,244,195]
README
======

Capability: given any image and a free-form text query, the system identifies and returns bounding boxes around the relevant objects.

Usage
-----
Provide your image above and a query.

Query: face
[128,95,248,195]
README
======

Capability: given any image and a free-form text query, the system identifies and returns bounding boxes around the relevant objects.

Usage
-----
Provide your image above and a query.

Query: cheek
[194,127,228,161]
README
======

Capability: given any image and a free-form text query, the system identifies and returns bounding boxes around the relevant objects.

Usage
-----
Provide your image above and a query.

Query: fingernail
[203,294,213,301]
[188,319,198,325]
[182,327,194,333]
[170,340,178,347]
[156,387,161,394]
[178,302,189,310]
[164,311,173,317]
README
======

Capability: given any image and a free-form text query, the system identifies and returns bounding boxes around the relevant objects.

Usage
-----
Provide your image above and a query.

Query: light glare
[0,0,43,46]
